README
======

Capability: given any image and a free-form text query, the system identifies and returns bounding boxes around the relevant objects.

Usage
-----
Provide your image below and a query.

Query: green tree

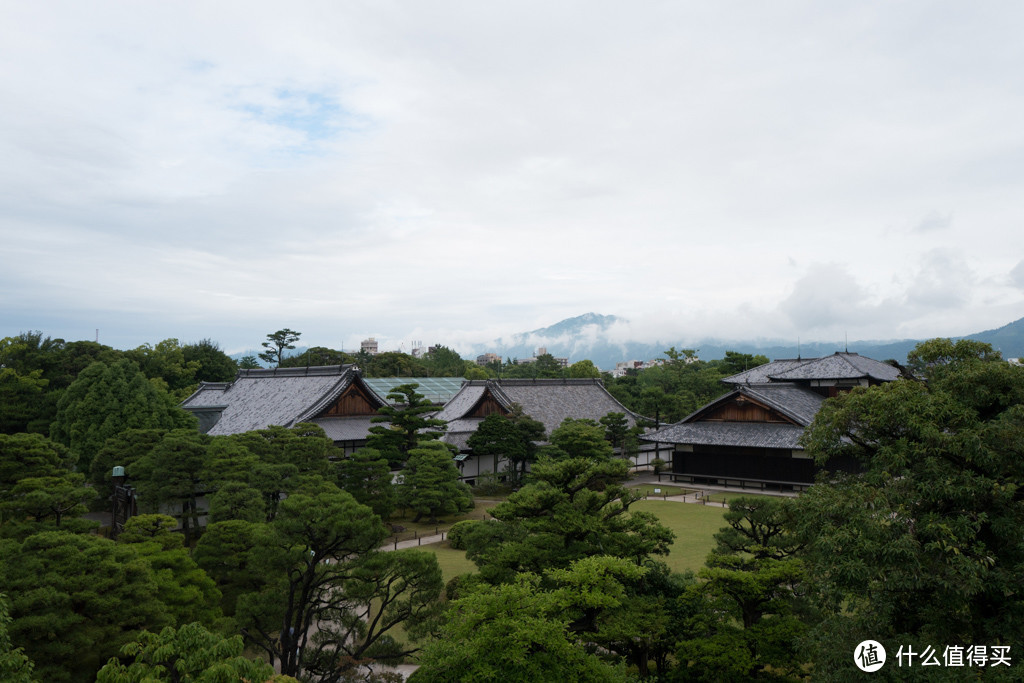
[715,351,770,377]
[548,418,614,460]
[367,384,447,468]
[568,359,602,378]
[193,520,271,617]
[674,497,808,681]
[463,364,489,380]
[50,359,195,474]
[117,515,223,627]
[0,594,34,683]
[131,429,211,546]
[280,345,355,368]
[398,441,473,523]
[467,405,545,485]
[238,355,261,369]
[88,428,167,512]
[233,484,443,679]
[793,339,1024,678]
[258,328,302,367]
[182,338,238,383]
[207,481,266,524]
[96,621,275,683]
[123,338,201,400]
[335,448,396,519]
[0,367,48,434]
[422,345,467,377]
[413,557,639,683]
[465,456,674,584]
[0,531,170,683]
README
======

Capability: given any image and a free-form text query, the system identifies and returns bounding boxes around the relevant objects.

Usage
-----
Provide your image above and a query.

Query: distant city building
[513,347,568,367]
[476,352,502,366]
[360,338,378,355]
[611,358,664,377]
[410,341,426,358]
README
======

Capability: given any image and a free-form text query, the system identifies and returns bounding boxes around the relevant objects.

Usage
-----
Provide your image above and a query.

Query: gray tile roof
[435,379,641,449]
[313,416,377,442]
[181,365,385,437]
[724,353,899,384]
[644,422,808,449]
[738,384,825,426]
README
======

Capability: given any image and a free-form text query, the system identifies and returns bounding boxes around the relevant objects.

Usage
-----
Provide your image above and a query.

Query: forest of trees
[2,330,1023,680]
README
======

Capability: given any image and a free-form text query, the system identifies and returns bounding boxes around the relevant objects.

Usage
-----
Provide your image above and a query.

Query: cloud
[913,211,952,233]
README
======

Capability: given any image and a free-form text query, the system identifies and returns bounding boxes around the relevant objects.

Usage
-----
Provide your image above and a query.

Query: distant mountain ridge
[477,313,1024,371]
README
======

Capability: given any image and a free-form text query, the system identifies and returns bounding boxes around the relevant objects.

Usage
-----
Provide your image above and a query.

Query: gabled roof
[645,383,823,448]
[723,352,899,384]
[435,378,642,449]
[181,365,386,436]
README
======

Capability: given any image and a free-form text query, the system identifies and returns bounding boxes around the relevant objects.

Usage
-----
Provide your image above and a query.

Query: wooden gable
[316,381,380,418]
[693,394,796,425]
[468,389,508,419]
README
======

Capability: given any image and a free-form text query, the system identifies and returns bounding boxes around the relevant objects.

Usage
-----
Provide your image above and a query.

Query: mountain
[477,314,1024,370]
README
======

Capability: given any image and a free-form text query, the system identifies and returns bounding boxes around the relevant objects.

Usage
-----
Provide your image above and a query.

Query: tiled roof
[435,378,641,449]
[738,384,825,426]
[644,421,808,449]
[723,353,899,384]
[181,365,384,437]
[313,416,377,442]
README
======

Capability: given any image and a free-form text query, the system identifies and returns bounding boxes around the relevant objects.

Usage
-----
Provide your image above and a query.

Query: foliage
[50,359,195,474]
[96,621,275,683]
[466,405,545,485]
[421,345,467,377]
[193,520,271,617]
[465,456,674,584]
[0,594,34,683]
[280,345,355,368]
[238,355,261,369]
[568,359,602,378]
[123,338,201,400]
[0,531,170,683]
[334,448,396,519]
[182,339,238,383]
[794,339,1024,678]
[412,559,638,683]
[674,496,809,681]
[258,328,302,367]
[117,515,223,627]
[88,428,167,512]
[231,483,444,680]
[398,441,473,523]
[207,482,266,524]
[548,418,614,460]
[367,384,447,468]
[131,429,211,546]
[0,367,48,434]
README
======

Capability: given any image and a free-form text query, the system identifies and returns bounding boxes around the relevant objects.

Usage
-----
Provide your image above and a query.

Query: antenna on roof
[845,332,848,353]
[797,337,801,360]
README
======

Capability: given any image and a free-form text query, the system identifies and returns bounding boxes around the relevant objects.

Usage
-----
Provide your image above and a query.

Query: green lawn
[632,500,727,573]
[704,491,775,505]
[630,484,696,499]
[415,498,729,577]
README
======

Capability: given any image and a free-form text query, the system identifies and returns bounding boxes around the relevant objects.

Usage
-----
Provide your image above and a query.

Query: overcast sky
[2,1,1023,355]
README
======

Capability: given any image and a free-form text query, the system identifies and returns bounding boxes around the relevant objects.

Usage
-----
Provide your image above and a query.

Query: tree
[548,418,614,460]
[117,515,223,627]
[715,351,769,377]
[208,482,266,524]
[88,428,167,512]
[335,448,396,519]
[422,345,467,377]
[398,441,473,523]
[96,621,275,683]
[280,345,355,368]
[232,484,444,680]
[0,531,170,683]
[131,429,210,547]
[467,405,545,485]
[674,497,808,681]
[568,359,602,378]
[534,353,565,378]
[793,339,1024,678]
[0,367,48,434]
[182,338,238,383]
[238,355,261,369]
[366,384,447,468]
[0,594,34,683]
[49,359,195,474]
[413,557,640,683]
[465,456,674,584]
[259,328,302,367]
[123,338,201,400]
[193,520,271,618]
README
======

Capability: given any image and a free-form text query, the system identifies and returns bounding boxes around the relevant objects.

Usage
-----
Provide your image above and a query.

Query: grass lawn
[630,484,696,499]
[386,499,500,543]
[632,500,727,573]
[704,491,775,505]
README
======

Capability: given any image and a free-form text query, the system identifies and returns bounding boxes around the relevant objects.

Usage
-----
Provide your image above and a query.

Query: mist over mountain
[474,313,1024,370]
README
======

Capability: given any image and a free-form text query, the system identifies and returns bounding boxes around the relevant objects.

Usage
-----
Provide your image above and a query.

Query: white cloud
[2,2,1024,352]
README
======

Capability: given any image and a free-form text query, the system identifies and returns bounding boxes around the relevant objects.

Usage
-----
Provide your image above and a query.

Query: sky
[2,1,1023,356]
